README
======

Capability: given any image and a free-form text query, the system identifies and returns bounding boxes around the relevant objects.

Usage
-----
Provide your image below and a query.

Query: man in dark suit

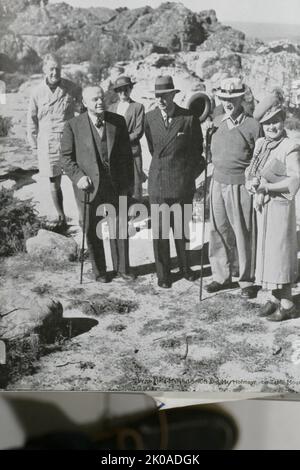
[61,86,135,283]
[145,76,205,288]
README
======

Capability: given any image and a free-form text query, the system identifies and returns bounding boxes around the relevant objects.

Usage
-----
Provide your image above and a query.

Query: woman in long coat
[109,76,146,201]
[246,95,300,321]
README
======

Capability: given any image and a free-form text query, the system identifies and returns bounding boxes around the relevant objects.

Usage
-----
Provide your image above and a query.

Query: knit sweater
[211,117,260,185]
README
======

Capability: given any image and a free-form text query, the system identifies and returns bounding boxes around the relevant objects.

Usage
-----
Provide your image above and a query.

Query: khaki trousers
[209,179,256,287]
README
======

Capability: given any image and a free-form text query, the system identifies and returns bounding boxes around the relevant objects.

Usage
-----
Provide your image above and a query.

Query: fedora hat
[253,88,286,123]
[113,76,136,90]
[154,75,180,94]
[215,78,246,99]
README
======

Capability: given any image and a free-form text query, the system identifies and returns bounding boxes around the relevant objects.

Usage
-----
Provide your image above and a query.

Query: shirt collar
[160,103,176,119]
[45,77,61,91]
[222,112,246,126]
[88,111,105,125]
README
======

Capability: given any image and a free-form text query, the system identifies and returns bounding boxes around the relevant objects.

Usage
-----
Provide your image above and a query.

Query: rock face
[104,3,207,53]
[257,40,300,55]
[1,1,243,63]
[198,25,245,53]
[0,32,41,72]
[26,229,78,262]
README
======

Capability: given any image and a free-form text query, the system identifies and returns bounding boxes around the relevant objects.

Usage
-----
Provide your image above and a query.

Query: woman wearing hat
[109,76,146,201]
[247,91,300,321]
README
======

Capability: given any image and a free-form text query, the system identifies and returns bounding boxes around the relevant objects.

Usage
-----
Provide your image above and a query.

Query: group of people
[27,53,300,322]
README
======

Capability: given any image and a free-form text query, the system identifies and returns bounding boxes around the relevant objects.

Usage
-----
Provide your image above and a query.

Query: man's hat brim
[216,90,246,99]
[113,82,136,90]
[154,88,180,95]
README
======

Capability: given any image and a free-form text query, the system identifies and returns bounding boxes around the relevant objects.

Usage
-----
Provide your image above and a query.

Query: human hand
[77,175,93,191]
[254,191,265,212]
[245,177,260,193]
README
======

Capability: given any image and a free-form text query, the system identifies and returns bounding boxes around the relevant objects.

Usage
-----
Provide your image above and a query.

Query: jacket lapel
[158,105,184,156]
[80,113,98,158]
[105,114,116,160]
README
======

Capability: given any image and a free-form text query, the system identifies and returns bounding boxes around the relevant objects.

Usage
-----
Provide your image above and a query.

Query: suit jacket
[145,104,204,201]
[109,99,145,157]
[61,111,133,203]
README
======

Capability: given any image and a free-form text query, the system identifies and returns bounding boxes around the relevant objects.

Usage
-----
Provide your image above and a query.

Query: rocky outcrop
[3,1,245,63]
[26,229,78,262]
[257,40,300,55]
[104,3,208,52]
[241,51,300,99]
[198,25,245,53]
[0,32,41,72]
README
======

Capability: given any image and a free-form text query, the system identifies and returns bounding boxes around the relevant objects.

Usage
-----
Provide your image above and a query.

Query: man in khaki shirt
[27,53,81,227]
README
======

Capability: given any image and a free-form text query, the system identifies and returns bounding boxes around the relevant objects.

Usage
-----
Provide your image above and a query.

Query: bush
[0,115,12,136]
[0,189,46,256]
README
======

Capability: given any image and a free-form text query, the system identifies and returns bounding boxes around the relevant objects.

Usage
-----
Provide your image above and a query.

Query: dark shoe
[115,271,137,281]
[158,279,172,289]
[23,405,238,450]
[267,305,298,322]
[95,404,238,450]
[96,273,110,283]
[205,281,232,293]
[258,301,278,317]
[241,285,257,299]
[180,268,198,282]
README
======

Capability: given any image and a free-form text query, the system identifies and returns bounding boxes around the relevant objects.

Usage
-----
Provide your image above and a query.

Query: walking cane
[199,127,214,301]
[80,191,89,284]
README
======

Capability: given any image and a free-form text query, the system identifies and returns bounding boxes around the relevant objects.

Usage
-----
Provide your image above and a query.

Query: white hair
[43,53,61,68]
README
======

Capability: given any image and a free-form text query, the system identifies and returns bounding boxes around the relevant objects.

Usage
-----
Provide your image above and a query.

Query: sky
[53,0,300,25]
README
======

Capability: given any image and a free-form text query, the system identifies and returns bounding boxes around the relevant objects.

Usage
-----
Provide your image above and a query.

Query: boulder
[26,229,78,262]
[198,25,246,53]
[0,291,63,342]
[257,40,300,55]
[0,179,16,190]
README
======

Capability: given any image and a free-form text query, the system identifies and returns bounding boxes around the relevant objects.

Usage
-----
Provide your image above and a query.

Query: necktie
[95,115,104,128]
[164,115,170,129]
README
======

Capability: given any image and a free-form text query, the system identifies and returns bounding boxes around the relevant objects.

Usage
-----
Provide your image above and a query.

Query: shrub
[0,115,12,136]
[0,189,46,256]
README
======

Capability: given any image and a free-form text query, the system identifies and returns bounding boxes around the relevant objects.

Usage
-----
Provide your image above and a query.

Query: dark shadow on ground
[0,168,39,190]
[34,317,99,344]
[132,243,210,278]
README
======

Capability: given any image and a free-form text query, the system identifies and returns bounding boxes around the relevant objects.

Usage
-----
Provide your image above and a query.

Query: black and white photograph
[1,0,300,393]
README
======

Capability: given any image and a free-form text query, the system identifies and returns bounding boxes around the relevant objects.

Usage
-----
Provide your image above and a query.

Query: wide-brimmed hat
[253,88,286,123]
[113,76,136,90]
[215,78,246,99]
[154,75,180,94]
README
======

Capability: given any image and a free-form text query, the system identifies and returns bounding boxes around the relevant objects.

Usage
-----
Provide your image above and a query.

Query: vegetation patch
[68,295,138,317]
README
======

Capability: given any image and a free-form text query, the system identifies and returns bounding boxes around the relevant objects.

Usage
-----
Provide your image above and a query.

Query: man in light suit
[145,76,205,288]
[61,86,135,282]
[109,76,146,201]
[27,53,81,228]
